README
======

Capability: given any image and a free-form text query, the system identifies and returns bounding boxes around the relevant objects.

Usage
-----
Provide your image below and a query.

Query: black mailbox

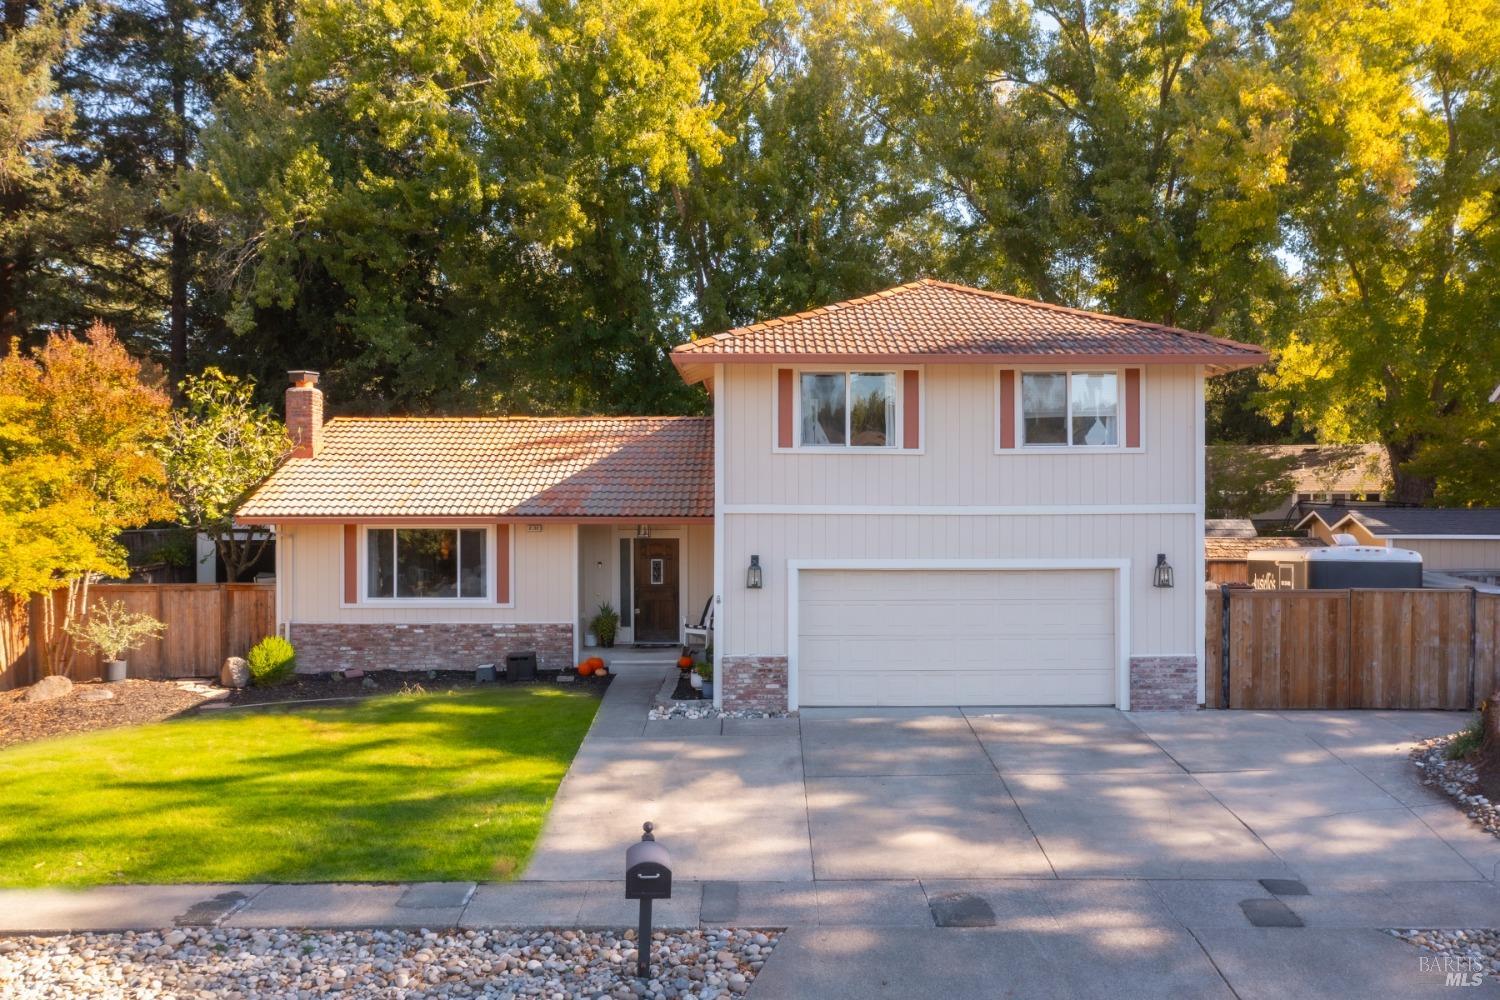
[625,824,671,900]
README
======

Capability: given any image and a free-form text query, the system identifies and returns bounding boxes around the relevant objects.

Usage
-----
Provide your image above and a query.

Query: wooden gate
[1205,586,1499,710]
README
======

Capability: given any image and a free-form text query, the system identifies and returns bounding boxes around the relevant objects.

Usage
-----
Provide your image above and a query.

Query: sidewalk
[2,877,1497,998]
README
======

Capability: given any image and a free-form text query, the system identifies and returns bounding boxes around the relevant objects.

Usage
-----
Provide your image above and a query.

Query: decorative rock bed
[0,926,779,1000]
[1409,732,1500,839]
[647,703,793,722]
[1391,928,1500,982]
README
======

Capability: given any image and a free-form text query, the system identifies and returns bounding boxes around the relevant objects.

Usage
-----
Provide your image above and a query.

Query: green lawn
[0,686,600,887]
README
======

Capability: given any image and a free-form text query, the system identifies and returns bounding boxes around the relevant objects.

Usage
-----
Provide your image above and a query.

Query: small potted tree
[695,660,713,700]
[590,602,620,648]
[66,600,166,682]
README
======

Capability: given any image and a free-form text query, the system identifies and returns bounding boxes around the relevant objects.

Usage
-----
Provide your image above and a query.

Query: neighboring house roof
[1247,443,1389,495]
[237,416,713,521]
[670,279,1267,381]
[1205,518,1259,538]
[1296,506,1500,538]
[1206,537,1325,560]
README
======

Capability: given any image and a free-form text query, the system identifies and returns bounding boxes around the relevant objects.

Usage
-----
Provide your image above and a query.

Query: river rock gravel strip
[0,926,778,1000]
[1391,929,1500,982]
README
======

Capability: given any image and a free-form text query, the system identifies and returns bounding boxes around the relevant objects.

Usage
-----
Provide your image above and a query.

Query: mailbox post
[625,822,671,979]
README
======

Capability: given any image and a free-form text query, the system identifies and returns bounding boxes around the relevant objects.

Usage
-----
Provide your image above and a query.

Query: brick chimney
[286,370,323,459]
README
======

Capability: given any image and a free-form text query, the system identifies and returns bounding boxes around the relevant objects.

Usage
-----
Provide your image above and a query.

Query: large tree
[0,323,172,675]
[852,0,1296,339]
[0,0,131,345]
[1267,0,1500,503]
[187,0,765,414]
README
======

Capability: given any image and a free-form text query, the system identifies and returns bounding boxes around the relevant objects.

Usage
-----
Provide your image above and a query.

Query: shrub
[1446,714,1485,760]
[246,635,297,686]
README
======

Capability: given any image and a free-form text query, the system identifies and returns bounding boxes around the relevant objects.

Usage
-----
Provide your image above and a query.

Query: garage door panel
[797,568,1118,707]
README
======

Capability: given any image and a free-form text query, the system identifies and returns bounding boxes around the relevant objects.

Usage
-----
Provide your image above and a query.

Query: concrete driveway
[521,670,1500,997]
[526,671,1498,886]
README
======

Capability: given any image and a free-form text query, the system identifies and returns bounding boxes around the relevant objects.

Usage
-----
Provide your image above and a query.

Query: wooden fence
[0,583,275,690]
[1205,585,1500,710]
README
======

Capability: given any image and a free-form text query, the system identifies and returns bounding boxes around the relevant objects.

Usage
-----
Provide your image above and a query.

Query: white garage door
[796,568,1117,707]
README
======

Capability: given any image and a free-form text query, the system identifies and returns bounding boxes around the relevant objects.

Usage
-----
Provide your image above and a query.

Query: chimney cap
[288,370,320,387]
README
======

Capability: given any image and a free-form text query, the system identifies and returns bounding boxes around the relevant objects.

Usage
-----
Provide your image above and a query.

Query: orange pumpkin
[677,656,695,669]
[577,661,596,677]
[587,656,605,670]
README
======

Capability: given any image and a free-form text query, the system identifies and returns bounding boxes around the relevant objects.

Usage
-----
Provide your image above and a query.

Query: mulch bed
[0,670,613,750]
[0,679,208,750]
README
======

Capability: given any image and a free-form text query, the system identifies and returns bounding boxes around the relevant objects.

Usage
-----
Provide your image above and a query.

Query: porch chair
[681,596,714,655]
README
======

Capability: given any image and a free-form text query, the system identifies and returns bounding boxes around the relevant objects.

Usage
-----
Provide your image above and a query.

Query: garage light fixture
[1153,553,1174,588]
[746,555,763,589]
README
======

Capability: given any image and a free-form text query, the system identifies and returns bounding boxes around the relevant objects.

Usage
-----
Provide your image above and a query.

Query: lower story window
[367,527,487,599]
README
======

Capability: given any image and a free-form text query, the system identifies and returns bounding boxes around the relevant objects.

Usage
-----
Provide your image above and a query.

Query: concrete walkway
[2,660,1497,998]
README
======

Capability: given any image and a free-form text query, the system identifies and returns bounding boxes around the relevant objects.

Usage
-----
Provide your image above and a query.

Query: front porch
[575,522,714,656]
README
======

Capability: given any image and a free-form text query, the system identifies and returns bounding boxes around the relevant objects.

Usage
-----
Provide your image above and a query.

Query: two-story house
[237,280,1266,710]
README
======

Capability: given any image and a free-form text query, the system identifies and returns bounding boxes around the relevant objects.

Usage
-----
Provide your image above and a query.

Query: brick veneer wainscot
[721,655,789,712]
[289,623,573,674]
[1129,655,1198,711]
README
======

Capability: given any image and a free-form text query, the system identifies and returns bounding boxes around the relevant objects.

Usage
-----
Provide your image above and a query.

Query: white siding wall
[724,512,1196,656]
[280,522,576,624]
[718,362,1203,661]
[723,363,1199,507]
[1400,538,1500,572]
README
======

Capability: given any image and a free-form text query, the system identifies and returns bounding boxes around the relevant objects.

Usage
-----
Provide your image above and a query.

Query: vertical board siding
[724,363,1200,507]
[1208,587,1488,710]
[285,522,575,623]
[723,511,1197,656]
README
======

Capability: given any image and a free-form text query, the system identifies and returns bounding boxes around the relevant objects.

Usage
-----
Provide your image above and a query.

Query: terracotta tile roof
[671,280,1267,375]
[237,416,712,521]
[1205,536,1325,561]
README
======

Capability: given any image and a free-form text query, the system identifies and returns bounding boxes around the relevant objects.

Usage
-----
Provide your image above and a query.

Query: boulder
[24,675,73,703]
[219,656,250,688]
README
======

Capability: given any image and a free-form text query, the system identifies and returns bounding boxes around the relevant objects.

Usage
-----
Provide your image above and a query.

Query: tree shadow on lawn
[0,687,599,887]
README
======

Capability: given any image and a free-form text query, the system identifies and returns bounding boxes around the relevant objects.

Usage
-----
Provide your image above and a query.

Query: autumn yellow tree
[0,323,172,676]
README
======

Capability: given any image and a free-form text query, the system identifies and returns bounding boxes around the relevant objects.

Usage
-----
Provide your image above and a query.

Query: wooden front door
[633,538,679,643]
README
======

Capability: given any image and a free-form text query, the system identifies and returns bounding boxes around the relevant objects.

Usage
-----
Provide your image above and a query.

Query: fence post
[1470,587,1480,711]
[1220,584,1232,709]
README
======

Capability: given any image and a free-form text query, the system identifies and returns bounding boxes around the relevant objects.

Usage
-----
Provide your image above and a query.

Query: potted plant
[65,600,166,682]
[590,602,620,648]
[696,660,713,700]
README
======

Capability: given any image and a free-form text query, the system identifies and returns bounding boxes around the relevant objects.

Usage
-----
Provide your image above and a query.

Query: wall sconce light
[746,555,763,589]
[635,525,651,538]
[1153,553,1174,588]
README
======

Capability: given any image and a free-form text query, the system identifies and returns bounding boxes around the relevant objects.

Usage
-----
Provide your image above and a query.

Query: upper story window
[366,527,488,600]
[799,371,898,448]
[1021,371,1119,447]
